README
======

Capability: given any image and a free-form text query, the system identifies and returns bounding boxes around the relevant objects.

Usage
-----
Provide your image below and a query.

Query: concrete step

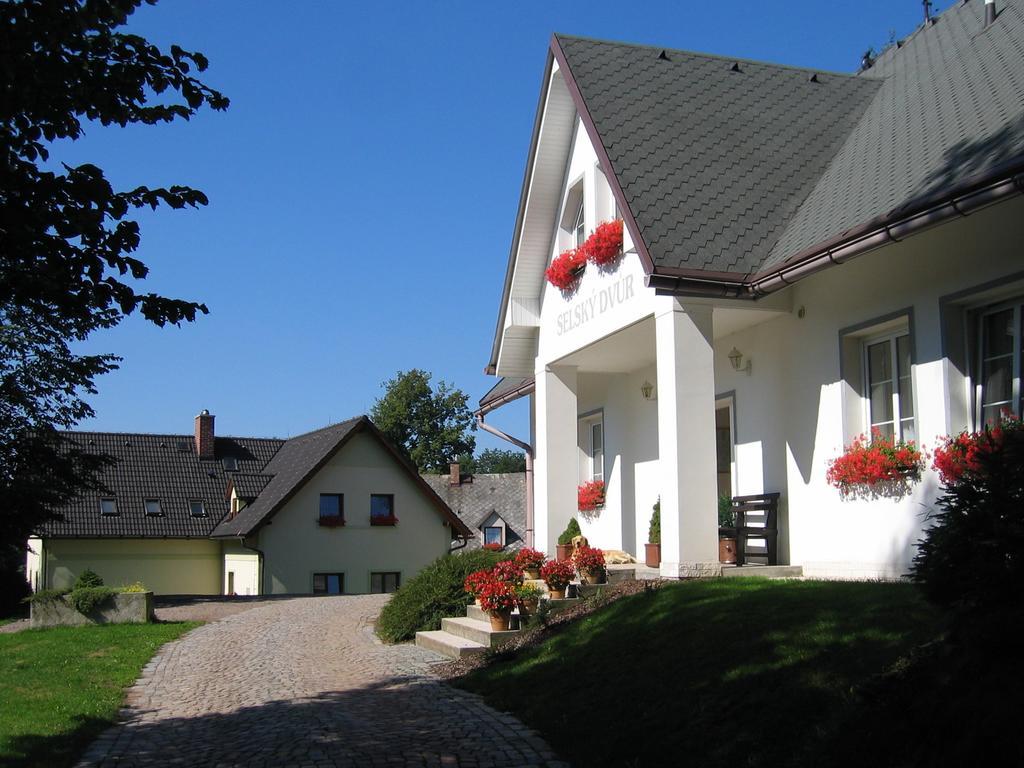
[466,603,487,622]
[721,564,803,579]
[547,597,581,614]
[441,616,520,648]
[415,630,487,660]
[606,567,635,584]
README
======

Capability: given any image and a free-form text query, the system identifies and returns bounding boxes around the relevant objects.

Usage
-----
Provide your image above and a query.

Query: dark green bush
[74,569,104,589]
[912,417,1024,616]
[648,500,660,545]
[557,517,581,546]
[376,548,513,643]
[67,586,117,615]
[26,588,69,604]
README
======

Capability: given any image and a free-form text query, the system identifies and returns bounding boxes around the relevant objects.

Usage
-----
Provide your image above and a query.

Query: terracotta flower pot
[488,610,512,631]
[719,537,737,564]
[581,568,606,585]
[520,598,539,616]
[524,567,541,580]
[645,542,661,568]
[556,544,573,562]
[547,587,566,599]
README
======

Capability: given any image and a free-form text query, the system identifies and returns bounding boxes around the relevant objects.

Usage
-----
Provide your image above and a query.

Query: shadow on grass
[2,674,558,768]
[458,578,945,768]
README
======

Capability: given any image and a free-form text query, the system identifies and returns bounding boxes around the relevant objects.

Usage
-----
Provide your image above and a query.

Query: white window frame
[578,411,604,483]
[861,329,916,442]
[974,299,1022,426]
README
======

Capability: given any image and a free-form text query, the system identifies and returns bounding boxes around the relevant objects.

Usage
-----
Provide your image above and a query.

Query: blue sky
[68,0,954,447]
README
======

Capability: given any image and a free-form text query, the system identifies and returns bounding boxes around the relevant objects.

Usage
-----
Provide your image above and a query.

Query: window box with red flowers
[932,413,1022,486]
[826,429,925,497]
[370,515,398,526]
[545,247,588,291]
[482,541,504,552]
[578,480,605,512]
[318,516,345,528]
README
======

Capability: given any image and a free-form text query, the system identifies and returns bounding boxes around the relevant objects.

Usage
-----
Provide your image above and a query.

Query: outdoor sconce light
[640,380,655,400]
[728,347,752,375]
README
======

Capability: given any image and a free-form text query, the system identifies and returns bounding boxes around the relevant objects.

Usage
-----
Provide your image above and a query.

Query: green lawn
[456,578,941,768]
[0,622,198,768]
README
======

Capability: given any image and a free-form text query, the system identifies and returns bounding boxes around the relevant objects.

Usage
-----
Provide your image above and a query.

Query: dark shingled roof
[423,473,527,551]
[553,0,1024,279]
[228,473,273,501]
[212,417,470,538]
[38,432,283,538]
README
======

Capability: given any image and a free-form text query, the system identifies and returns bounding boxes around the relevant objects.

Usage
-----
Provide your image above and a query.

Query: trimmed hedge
[376,549,514,643]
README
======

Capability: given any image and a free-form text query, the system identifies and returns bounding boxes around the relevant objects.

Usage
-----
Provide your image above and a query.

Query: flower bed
[826,429,924,496]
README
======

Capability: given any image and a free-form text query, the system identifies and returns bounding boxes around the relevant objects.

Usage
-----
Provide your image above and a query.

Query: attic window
[559,179,586,250]
[99,498,118,516]
[222,456,239,471]
[189,500,207,518]
[144,499,163,517]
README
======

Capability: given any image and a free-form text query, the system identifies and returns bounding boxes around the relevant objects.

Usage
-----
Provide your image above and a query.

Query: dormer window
[99,498,118,516]
[559,179,586,251]
[144,499,163,517]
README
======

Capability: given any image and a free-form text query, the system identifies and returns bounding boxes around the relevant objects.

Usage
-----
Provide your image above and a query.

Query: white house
[483,0,1024,579]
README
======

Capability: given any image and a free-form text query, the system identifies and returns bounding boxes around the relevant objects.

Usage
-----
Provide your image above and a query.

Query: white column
[655,299,721,578]
[534,365,579,555]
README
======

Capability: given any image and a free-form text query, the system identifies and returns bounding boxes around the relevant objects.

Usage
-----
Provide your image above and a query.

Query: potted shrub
[645,499,661,567]
[515,548,546,580]
[478,578,519,631]
[540,559,574,599]
[573,545,607,585]
[718,494,737,564]
[556,518,581,562]
[514,583,544,618]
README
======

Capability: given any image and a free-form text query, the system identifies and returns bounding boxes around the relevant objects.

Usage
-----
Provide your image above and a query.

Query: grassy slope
[457,578,939,768]
[0,622,198,768]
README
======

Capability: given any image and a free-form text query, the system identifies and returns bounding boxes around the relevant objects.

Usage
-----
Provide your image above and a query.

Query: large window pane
[983,309,1015,357]
[870,381,894,426]
[370,494,394,519]
[868,340,892,385]
[319,494,342,519]
[981,356,1013,406]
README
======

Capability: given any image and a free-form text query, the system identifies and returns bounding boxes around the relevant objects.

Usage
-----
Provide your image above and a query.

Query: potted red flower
[573,545,607,585]
[540,559,574,599]
[578,480,605,512]
[478,578,519,631]
[515,548,546,580]
[463,569,492,607]
[545,247,587,291]
[826,428,924,496]
[491,559,525,587]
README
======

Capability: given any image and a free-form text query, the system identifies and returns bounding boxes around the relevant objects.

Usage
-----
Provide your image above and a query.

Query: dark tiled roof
[212,417,470,538]
[555,0,1024,278]
[423,473,527,551]
[38,432,283,538]
[478,377,534,410]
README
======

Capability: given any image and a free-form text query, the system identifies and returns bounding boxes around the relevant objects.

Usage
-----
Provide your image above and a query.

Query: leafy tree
[0,0,228,549]
[474,448,526,474]
[370,369,476,472]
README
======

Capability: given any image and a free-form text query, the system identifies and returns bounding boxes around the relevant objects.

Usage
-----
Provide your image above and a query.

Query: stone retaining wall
[30,591,154,628]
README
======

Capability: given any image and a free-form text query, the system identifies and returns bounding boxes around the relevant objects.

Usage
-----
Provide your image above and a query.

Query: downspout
[238,537,265,596]
[475,413,535,550]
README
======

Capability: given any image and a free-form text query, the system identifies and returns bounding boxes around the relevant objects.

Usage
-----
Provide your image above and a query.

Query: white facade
[492,68,1024,579]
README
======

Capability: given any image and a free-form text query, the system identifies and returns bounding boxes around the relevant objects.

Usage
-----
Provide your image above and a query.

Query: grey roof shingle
[478,377,533,410]
[555,0,1024,278]
[39,432,283,538]
[422,473,527,550]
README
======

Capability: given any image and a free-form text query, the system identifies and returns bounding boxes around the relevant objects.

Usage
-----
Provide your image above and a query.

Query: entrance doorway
[715,396,736,501]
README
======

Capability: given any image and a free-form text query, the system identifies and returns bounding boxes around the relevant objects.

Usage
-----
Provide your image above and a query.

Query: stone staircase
[415,570,638,660]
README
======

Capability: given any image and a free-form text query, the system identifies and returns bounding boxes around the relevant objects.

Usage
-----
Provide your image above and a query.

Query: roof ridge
[282,415,367,443]
[553,32,861,78]
[63,430,287,442]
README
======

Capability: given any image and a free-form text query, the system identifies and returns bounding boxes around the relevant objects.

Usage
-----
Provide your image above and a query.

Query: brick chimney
[449,462,460,486]
[195,410,215,459]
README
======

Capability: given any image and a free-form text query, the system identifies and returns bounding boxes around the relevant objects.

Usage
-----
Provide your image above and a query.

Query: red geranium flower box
[545,247,588,291]
[578,480,605,512]
[826,428,924,495]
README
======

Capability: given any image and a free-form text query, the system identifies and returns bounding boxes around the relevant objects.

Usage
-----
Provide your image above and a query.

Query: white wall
[255,431,455,594]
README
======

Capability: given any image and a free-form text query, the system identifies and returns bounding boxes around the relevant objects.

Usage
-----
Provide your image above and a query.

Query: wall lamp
[728,347,752,375]
[640,380,656,400]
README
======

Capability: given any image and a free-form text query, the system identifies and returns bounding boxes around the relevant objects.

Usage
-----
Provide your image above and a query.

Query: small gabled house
[484,1,1024,579]
[423,463,528,551]
[27,412,471,595]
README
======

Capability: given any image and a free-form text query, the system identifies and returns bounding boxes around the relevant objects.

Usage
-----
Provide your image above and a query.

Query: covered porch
[534,297,790,577]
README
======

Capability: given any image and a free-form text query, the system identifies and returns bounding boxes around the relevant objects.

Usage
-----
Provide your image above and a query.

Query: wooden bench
[726,493,780,566]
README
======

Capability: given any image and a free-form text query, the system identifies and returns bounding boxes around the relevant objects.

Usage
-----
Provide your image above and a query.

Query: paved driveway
[76,595,565,767]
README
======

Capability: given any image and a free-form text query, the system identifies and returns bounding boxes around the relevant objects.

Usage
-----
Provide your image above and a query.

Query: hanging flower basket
[826,428,924,496]
[578,480,606,511]
[585,219,624,266]
[545,247,587,291]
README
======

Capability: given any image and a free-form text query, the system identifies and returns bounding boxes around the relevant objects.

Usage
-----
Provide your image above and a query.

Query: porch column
[534,364,578,555]
[655,299,721,578]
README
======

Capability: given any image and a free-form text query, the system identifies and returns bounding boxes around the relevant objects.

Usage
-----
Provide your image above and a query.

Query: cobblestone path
[76,595,566,767]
